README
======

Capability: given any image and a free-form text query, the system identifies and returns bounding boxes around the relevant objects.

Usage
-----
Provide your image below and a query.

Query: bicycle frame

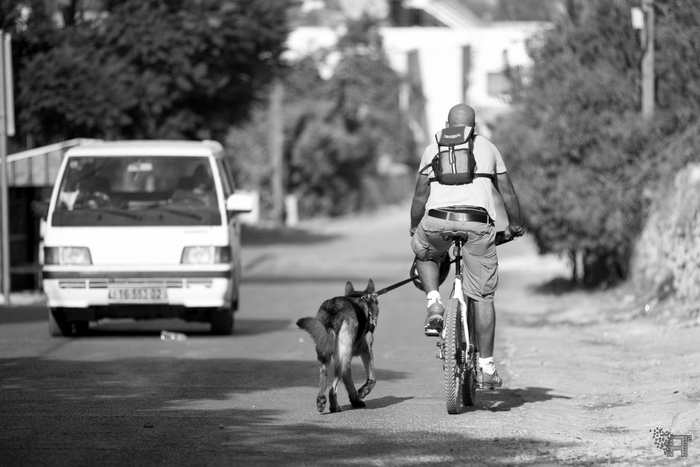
[447,237,470,347]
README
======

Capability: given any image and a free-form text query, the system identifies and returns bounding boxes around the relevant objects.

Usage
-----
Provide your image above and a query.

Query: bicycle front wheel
[444,298,464,414]
[462,300,477,406]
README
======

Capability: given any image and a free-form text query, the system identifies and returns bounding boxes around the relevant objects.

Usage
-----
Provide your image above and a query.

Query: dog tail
[296,317,335,359]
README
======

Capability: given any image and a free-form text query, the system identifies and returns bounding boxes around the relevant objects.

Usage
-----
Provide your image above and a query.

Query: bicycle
[436,230,514,414]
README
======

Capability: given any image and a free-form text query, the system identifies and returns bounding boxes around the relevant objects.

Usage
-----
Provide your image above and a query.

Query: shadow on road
[0,307,295,337]
[0,355,409,399]
[363,395,415,410]
[472,386,572,412]
[0,355,584,465]
[85,318,294,337]
[0,305,46,324]
[530,276,584,296]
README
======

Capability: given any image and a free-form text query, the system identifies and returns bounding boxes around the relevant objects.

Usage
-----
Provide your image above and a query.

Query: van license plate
[107,287,168,303]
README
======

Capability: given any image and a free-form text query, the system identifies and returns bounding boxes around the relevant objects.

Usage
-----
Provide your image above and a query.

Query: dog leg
[343,366,366,408]
[317,361,328,413]
[329,377,342,413]
[358,334,377,399]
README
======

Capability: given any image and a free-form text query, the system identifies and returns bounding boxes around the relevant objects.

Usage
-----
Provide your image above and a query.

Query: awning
[4,138,101,188]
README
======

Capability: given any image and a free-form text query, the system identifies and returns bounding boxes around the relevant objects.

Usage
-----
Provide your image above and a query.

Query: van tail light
[44,247,93,265]
[181,246,231,264]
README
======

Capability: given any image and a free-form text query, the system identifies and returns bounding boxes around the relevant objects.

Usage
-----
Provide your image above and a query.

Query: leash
[366,257,459,300]
[373,276,417,298]
[361,276,415,302]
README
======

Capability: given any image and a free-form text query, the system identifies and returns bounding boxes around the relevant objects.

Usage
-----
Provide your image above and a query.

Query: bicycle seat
[441,230,469,241]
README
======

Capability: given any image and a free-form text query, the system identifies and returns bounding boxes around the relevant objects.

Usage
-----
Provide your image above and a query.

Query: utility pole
[0,31,15,305]
[634,0,655,119]
[461,45,471,104]
[269,79,284,226]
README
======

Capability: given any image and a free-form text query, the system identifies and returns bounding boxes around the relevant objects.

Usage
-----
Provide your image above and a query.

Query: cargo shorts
[411,215,498,302]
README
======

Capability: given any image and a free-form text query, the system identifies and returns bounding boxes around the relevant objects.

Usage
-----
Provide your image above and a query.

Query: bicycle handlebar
[495,231,513,246]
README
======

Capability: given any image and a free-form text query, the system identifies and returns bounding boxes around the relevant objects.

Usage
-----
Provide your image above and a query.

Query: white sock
[426,290,442,306]
[479,357,496,375]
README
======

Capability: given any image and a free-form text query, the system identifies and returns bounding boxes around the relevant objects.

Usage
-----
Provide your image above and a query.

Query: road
[1,203,698,466]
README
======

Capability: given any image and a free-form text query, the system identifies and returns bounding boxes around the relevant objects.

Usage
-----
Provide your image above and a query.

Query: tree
[10,0,290,146]
[227,16,414,220]
[654,0,700,130]
[494,0,700,286]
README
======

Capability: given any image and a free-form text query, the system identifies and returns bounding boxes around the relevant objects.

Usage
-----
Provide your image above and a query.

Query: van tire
[48,308,71,337]
[211,308,234,335]
[73,320,90,336]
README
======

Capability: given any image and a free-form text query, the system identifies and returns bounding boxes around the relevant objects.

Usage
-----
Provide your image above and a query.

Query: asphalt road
[1,204,698,466]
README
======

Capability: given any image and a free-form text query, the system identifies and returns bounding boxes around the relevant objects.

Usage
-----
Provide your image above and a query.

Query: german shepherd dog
[296,280,379,413]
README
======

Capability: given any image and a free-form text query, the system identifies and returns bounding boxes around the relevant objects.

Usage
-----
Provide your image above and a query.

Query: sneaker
[477,368,503,389]
[424,302,444,336]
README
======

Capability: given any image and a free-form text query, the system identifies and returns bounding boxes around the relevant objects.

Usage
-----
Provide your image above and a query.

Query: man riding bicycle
[409,103,524,389]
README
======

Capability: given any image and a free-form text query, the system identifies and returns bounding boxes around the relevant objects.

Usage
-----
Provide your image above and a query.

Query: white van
[42,140,252,336]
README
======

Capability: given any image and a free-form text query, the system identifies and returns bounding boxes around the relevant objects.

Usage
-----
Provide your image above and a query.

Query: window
[487,72,512,100]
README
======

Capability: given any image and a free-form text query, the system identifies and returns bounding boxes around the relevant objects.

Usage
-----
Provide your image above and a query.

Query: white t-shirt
[419,134,506,220]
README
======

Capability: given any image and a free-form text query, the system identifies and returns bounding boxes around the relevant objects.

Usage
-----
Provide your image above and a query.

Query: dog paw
[351,398,366,408]
[316,395,327,413]
[358,379,376,399]
[330,403,342,413]
[329,390,340,413]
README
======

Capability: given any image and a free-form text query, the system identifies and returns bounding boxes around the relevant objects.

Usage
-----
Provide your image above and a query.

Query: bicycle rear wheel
[462,301,477,406]
[444,299,464,414]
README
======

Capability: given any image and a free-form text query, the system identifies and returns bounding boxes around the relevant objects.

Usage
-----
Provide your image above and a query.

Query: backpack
[419,125,492,185]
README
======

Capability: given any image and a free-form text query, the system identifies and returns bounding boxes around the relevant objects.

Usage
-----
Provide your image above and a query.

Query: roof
[4,139,225,187]
[65,140,224,157]
[404,0,485,28]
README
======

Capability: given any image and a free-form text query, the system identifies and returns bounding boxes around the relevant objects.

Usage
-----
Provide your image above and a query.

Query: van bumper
[42,267,234,309]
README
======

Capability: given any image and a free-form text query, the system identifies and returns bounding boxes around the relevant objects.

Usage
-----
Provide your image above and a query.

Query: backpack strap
[465,135,496,180]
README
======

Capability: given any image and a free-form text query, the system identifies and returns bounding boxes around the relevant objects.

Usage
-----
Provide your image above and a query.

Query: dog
[296,279,379,413]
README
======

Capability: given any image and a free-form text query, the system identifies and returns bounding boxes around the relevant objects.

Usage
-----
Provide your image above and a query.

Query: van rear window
[51,156,222,227]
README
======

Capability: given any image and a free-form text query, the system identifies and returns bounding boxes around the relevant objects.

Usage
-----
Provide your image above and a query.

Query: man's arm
[410,174,430,236]
[495,172,524,237]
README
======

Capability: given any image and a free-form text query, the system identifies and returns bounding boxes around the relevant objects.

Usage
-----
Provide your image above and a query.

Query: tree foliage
[4,0,290,145]
[227,17,413,220]
[494,0,700,286]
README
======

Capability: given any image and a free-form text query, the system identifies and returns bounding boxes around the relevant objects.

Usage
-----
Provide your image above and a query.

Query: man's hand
[410,226,417,237]
[504,224,525,240]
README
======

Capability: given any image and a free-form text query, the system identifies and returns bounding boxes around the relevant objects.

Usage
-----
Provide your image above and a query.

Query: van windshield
[51,156,222,227]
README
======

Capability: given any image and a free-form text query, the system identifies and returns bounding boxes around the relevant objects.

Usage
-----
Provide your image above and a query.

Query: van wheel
[48,308,71,337]
[211,308,234,335]
[74,320,90,336]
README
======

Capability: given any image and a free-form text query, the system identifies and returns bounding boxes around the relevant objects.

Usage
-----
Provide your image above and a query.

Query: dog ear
[366,279,375,293]
[345,281,355,296]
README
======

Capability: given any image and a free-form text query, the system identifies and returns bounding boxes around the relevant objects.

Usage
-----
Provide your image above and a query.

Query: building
[289,0,549,141]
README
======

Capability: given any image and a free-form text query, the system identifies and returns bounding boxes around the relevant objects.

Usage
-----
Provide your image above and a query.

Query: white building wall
[287,23,546,136]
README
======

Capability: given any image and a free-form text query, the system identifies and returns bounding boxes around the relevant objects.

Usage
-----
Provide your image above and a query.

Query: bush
[493,0,700,286]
